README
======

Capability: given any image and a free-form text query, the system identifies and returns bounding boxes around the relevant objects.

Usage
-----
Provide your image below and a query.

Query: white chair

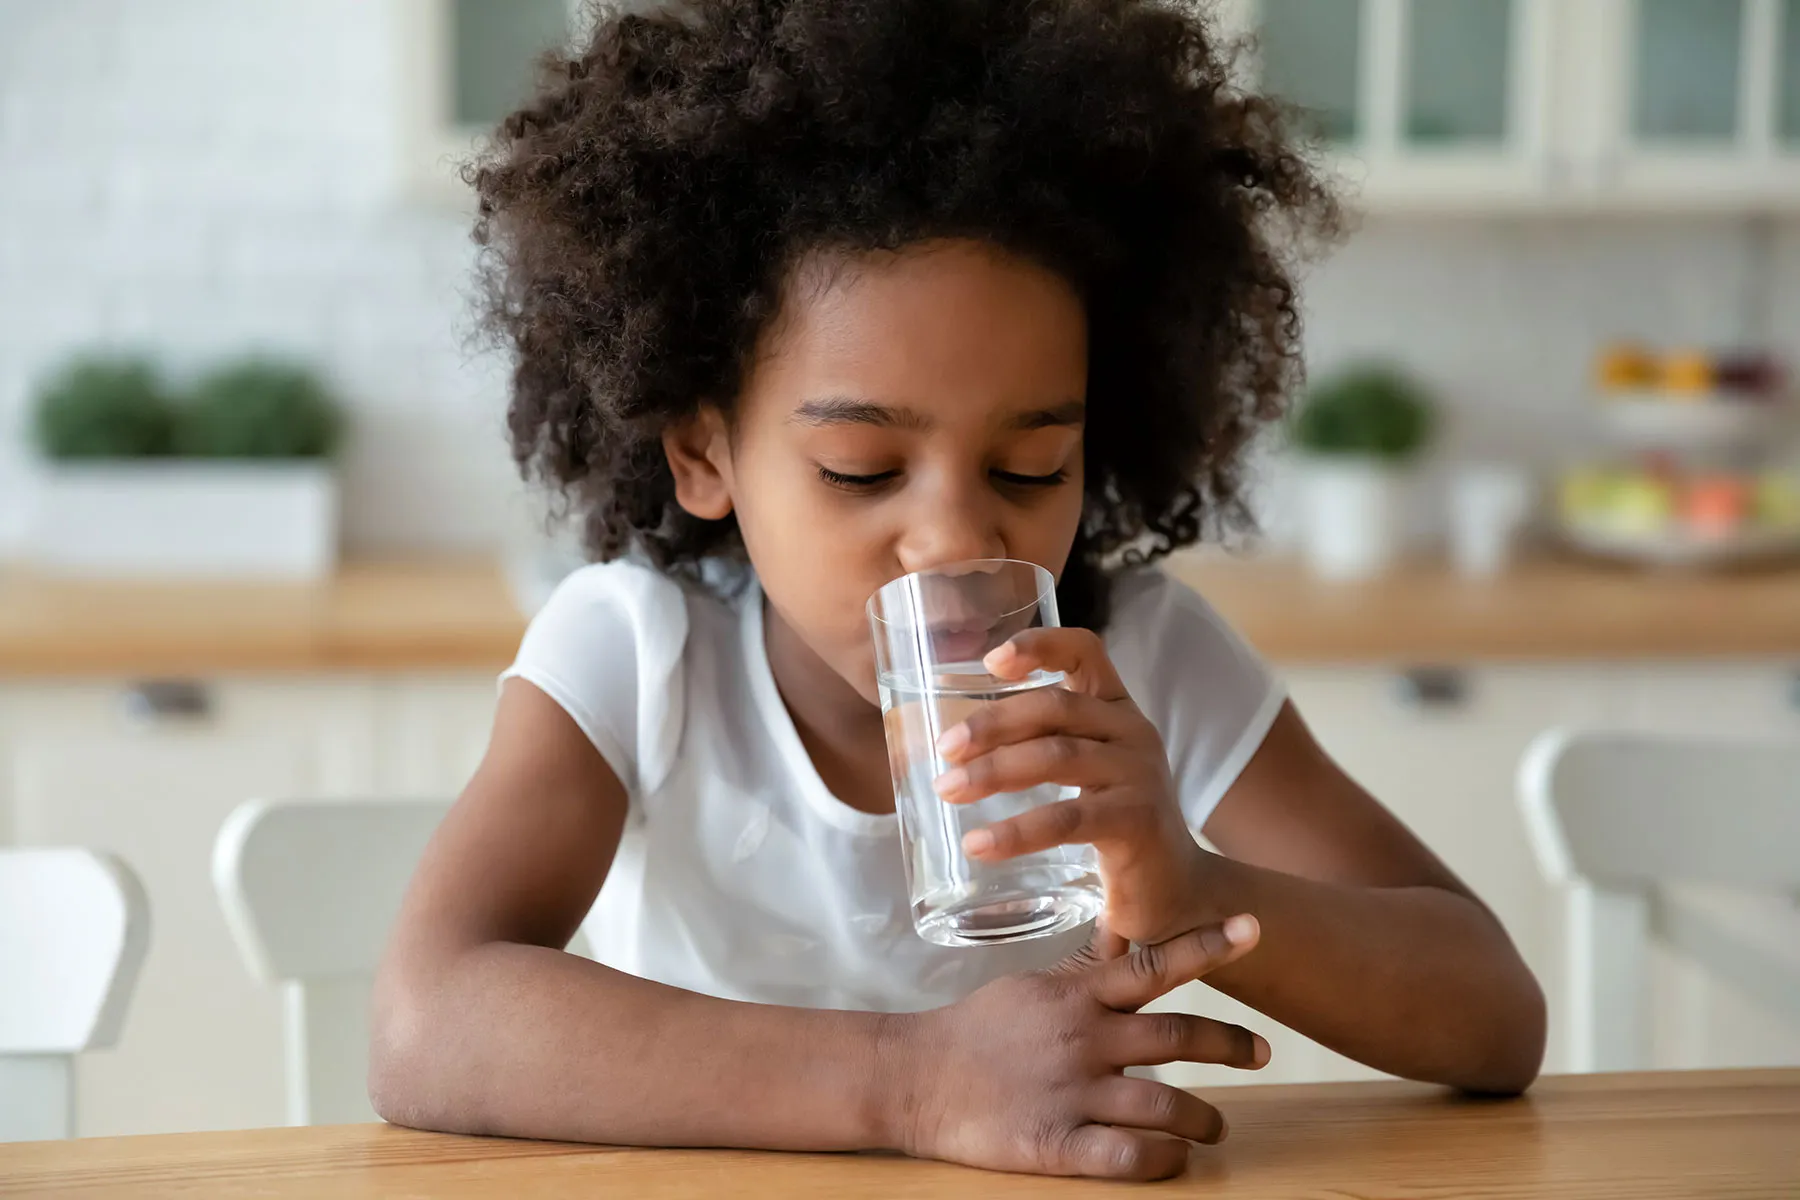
[213,798,592,1126]
[0,849,150,1142]
[1520,729,1800,1073]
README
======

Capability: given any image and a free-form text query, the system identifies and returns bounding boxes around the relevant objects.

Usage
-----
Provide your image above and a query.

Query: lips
[929,625,994,665]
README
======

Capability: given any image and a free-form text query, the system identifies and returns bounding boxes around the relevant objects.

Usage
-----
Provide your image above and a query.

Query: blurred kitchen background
[1,0,1797,1142]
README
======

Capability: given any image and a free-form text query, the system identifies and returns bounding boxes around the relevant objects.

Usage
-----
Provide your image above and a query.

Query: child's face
[667,238,1088,703]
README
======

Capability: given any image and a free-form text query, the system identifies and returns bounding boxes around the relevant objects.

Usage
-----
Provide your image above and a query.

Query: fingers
[1087,1075,1229,1146]
[1089,916,1261,1011]
[934,683,1126,766]
[1057,1124,1191,1181]
[959,794,1091,860]
[1106,1010,1270,1070]
[936,734,1126,806]
[984,627,1128,702]
[1088,920,1130,962]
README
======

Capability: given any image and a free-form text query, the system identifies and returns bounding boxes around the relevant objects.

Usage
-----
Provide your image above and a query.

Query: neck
[761,598,895,814]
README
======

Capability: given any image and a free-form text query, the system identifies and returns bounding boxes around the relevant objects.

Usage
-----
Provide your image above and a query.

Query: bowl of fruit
[1558,461,1800,568]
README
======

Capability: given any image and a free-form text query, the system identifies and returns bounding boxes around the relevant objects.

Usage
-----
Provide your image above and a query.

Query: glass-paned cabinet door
[1257,0,1364,144]
[1605,0,1800,206]
[1780,0,1800,143]
[450,0,575,129]
[1404,0,1513,144]
[1631,0,1743,141]
[400,0,584,202]
[1244,0,1552,209]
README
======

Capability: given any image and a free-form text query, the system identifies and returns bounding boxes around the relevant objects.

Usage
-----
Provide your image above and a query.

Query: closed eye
[817,466,900,490]
[993,469,1068,487]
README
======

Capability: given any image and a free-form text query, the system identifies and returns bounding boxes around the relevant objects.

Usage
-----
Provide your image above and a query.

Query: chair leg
[0,1054,75,1142]
[1566,883,1651,1073]
[283,978,376,1127]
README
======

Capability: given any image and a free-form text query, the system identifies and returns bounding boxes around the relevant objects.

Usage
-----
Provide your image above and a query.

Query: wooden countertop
[1169,551,1800,665]
[0,560,528,678]
[3,553,1797,679]
[3,1070,1795,1198]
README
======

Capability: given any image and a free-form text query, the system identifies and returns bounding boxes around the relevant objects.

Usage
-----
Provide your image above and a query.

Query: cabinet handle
[121,680,214,723]
[1391,667,1469,710]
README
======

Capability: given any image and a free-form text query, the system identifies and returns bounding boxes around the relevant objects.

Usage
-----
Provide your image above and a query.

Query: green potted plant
[27,353,344,580]
[1289,365,1436,579]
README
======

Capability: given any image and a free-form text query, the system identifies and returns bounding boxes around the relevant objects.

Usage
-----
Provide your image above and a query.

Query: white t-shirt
[501,560,1282,1013]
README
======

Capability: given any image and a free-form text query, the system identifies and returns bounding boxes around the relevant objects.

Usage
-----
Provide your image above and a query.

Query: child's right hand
[889,915,1267,1181]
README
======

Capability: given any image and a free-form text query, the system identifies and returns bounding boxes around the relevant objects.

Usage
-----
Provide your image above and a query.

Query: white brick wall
[1,1,1796,559]
[0,0,523,557]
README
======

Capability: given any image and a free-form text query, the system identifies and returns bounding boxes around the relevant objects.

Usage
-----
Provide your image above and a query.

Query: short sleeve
[1103,568,1285,833]
[499,559,689,802]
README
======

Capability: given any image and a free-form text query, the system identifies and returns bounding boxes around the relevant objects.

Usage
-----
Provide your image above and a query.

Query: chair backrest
[213,799,450,1127]
[0,849,150,1141]
[213,799,593,1126]
[1519,729,1800,1073]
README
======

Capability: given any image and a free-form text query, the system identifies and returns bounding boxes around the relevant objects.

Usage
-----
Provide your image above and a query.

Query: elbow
[367,970,452,1131]
[1459,966,1548,1097]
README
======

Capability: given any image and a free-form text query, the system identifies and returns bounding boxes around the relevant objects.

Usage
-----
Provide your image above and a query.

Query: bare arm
[368,680,902,1149]
[1191,702,1546,1094]
[371,680,1269,1176]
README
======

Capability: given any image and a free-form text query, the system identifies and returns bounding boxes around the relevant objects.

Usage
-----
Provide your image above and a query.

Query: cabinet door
[1150,666,1610,1088]
[1244,0,1556,211]
[372,673,501,796]
[0,680,377,1137]
[398,0,585,204]
[1586,0,1800,207]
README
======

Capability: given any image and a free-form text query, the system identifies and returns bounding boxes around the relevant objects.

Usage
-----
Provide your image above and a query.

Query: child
[371,0,1544,1181]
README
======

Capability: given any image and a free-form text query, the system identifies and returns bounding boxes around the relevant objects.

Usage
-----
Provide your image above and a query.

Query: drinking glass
[869,559,1104,947]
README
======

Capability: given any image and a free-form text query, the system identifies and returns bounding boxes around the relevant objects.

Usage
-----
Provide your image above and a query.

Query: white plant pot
[1297,459,1410,581]
[26,461,339,581]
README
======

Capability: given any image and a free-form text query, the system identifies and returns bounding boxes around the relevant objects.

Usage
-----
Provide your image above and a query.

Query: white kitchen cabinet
[1220,0,1800,212]
[1567,0,1800,209]
[1220,0,1558,211]
[1156,659,1800,1091]
[371,674,502,795]
[0,679,378,1136]
[0,672,500,1138]
[1153,664,1610,1089]
[396,0,587,204]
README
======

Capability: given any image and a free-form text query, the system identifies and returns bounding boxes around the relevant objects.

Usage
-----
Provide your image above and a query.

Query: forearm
[1181,851,1545,1093]
[370,940,907,1150]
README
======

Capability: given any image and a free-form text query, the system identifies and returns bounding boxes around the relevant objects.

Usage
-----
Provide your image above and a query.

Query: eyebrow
[790,396,1085,432]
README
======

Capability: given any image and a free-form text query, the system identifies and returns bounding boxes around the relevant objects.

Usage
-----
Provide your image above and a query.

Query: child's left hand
[932,628,1208,946]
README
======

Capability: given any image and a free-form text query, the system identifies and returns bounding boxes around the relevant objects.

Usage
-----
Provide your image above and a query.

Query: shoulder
[503,558,713,796]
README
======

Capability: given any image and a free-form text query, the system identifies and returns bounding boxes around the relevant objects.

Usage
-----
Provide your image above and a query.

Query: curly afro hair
[470,0,1337,628]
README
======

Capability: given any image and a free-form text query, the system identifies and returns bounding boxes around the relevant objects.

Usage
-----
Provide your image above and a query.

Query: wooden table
[4,1070,1795,1198]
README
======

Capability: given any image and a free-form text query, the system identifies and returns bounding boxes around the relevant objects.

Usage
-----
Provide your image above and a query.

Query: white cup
[1448,465,1533,578]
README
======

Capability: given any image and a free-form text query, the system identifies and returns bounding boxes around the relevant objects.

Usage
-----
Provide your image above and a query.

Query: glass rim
[865,558,1056,628]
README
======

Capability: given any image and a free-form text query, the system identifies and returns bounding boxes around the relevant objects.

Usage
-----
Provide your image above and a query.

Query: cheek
[731,461,889,690]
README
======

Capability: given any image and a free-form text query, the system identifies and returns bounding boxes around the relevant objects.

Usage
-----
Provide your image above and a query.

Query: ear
[662,405,735,521]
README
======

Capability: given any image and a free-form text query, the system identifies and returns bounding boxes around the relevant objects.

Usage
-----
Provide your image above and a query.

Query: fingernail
[933,768,967,797]
[1252,1035,1271,1067]
[962,828,995,856]
[1224,914,1259,946]
[1217,1115,1230,1142]
[935,725,969,758]
[983,642,1017,670]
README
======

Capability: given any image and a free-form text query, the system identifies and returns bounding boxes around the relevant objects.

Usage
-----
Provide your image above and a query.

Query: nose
[894,475,1006,575]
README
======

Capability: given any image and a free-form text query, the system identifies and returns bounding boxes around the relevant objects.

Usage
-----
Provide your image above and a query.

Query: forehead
[742,240,1089,423]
